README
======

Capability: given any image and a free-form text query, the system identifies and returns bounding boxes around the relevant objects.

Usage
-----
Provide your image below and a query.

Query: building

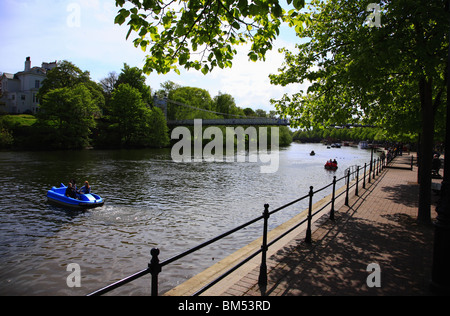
[0,57,57,114]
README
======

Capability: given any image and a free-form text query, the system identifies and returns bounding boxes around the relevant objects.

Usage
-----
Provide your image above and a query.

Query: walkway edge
[164,182,351,296]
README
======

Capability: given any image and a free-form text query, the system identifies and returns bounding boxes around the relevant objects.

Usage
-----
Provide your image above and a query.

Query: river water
[0,143,376,295]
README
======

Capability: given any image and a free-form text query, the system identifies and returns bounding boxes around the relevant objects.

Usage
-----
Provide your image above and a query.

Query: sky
[0,0,307,113]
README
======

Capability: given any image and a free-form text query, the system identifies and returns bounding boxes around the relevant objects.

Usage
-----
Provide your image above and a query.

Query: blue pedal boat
[47,184,104,210]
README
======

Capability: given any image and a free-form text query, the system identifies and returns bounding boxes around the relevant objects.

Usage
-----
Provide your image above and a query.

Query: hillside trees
[114,63,152,104]
[36,61,104,149]
[168,86,217,120]
[38,60,105,113]
[213,93,246,118]
[106,83,169,148]
[38,84,100,149]
[34,60,169,149]
[96,63,170,148]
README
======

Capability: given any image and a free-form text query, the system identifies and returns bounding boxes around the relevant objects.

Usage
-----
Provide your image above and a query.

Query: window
[35,80,40,89]
[21,95,26,100]
[33,93,39,103]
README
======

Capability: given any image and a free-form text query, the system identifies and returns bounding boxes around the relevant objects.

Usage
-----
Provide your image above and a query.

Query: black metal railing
[87,152,406,296]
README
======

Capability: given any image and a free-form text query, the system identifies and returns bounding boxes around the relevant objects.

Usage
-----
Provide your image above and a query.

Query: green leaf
[115,14,126,25]
[248,52,258,62]
[293,0,305,10]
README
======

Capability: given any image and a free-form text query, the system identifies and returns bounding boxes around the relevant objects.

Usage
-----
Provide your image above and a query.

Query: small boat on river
[47,184,104,210]
[324,161,338,170]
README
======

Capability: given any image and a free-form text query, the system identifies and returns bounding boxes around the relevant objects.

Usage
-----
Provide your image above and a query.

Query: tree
[148,107,170,147]
[270,0,449,223]
[99,71,119,115]
[100,71,118,97]
[255,109,267,117]
[243,107,256,117]
[115,63,152,104]
[109,83,168,148]
[279,126,293,146]
[38,61,90,96]
[38,60,105,113]
[168,86,216,120]
[156,80,182,98]
[114,0,306,74]
[110,83,149,147]
[38,84,100,149]
[213,93,245,118]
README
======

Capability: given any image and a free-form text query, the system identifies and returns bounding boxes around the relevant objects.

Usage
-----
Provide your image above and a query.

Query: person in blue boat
[65,182,77,199]
[80,181,91,194]
[70,179,77,191]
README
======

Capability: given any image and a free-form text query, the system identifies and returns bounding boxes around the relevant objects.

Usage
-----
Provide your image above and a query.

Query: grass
[1,114,37,127]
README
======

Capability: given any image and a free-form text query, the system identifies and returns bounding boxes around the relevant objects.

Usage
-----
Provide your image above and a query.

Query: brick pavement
[220,154,437,296]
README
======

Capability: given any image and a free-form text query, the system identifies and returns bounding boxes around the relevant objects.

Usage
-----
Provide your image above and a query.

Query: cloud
[207,41,299,111]
[147,38,304,112]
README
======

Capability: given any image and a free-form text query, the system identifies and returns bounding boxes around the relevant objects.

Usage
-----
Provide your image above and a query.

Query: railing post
[373,159,376,179]
[149,248,161,296]
[330,176,336,220]
[258,204,270,287]
[355,166,359,196]
[363,163,367,189]
[305,186,314,243]
[375,158,379,176]
[345,169,350,206]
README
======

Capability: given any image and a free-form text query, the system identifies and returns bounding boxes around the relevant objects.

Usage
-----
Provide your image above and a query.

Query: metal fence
[87,153,398,296]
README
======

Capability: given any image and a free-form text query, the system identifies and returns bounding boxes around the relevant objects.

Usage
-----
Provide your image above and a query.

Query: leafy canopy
[109,83,169,147]
[115,63,152,104]
[38,84,100,149]
[269,0,448,136]
[38,60,105,112]
[114,0,305,75]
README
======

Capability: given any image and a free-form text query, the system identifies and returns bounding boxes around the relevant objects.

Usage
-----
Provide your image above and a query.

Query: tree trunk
[417,76,434,224]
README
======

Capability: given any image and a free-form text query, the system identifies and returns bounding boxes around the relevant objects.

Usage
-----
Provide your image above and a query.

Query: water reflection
[0,143,376,295]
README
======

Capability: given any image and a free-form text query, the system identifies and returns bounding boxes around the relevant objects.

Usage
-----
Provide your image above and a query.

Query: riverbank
[166,154,438,296]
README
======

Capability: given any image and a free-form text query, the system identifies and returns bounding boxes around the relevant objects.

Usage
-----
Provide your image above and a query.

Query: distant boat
[331,143,341,148]
[324,161,338,170]
[359,141,369,149]
[310,151,315,156]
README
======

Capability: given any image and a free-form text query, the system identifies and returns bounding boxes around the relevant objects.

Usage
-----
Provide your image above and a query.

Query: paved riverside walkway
[217,154,437,296]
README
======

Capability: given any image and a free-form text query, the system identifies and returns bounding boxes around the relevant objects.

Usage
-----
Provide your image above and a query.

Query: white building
[0,57,57,114]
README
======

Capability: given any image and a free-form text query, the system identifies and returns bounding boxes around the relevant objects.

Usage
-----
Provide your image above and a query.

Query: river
[0,142,377,295]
